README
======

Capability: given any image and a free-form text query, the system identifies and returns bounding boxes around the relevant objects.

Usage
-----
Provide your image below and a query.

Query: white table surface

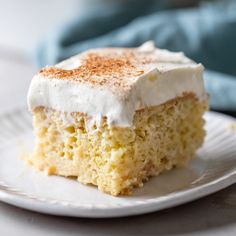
[0,1,235,235]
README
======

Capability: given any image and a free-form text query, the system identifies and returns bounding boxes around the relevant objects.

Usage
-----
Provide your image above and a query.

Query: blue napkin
[35,0,236,111]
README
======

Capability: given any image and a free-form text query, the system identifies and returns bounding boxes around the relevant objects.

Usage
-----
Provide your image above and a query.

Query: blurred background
[0,0,80,112]
[1,0,236,115]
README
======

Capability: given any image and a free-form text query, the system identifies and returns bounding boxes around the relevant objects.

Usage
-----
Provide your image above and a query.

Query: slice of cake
[27,41,208,196]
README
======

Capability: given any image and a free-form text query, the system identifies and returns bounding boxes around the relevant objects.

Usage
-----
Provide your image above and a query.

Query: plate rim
[0,168,235,218]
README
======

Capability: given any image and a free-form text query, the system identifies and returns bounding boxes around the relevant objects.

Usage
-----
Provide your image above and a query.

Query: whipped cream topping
[28,41,207,127]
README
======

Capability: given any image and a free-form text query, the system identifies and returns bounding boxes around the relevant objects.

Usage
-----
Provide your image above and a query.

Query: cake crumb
[45,166,56,175]
[227,123,236,132]
[148,74,157,81]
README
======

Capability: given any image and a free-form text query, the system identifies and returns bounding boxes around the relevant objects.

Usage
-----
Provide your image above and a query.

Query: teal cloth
[36,0,236,111]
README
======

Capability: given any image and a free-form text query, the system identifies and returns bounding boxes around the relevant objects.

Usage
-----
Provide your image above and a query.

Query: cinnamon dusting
[39,50,147,90]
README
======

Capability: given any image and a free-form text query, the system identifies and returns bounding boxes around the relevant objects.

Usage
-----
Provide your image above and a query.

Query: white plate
[0,109,235,218]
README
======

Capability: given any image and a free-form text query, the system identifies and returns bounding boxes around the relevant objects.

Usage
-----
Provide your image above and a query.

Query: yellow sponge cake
[27,41,208,196]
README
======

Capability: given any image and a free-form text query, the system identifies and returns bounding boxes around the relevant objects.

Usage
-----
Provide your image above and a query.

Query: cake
[27,41,208,196]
